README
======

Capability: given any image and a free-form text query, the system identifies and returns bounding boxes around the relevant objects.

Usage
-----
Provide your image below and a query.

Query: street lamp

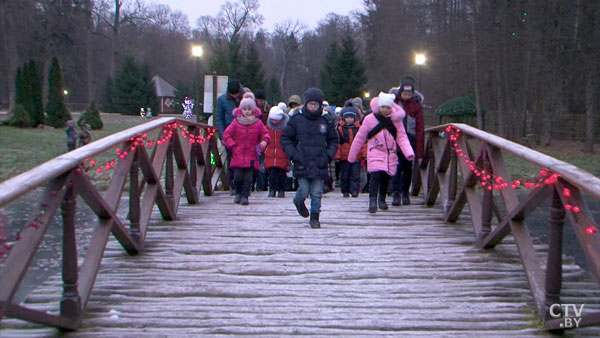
[364,91,370,99]
[192,45,203,122]
[415,53,426,91]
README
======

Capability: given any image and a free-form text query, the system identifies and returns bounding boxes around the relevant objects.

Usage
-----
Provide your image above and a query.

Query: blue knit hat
[341,102,357,119]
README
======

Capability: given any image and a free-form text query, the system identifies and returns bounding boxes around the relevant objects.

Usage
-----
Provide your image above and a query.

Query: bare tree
[272,20,305,96]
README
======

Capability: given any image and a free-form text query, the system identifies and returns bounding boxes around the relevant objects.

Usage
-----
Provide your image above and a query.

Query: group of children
[220,76,424,228]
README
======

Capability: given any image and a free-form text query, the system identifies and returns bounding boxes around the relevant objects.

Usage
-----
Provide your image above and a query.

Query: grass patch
[0,113,149,182]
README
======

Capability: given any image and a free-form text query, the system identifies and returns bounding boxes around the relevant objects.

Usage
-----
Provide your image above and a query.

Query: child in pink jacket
[223,98,270,205]
[348,92,414,213]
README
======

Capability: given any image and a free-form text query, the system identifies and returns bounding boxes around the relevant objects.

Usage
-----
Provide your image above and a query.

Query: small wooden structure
[152,75,176,114]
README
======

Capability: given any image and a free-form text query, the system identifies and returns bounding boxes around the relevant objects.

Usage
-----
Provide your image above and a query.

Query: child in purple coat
[223,98,270,205]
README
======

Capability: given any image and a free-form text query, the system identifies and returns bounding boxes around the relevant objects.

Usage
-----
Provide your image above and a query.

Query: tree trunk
[582,66,598,153]
[110,0,122,79]
[470,0,483,130]
[1,0,19,113]
[85,0,95,104]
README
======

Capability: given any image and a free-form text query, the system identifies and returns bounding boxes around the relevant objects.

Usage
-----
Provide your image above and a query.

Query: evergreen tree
[209,48,229,75]
[45,57,72,128]
[78,101,103,130]
[266,76,281,105]
[319,42,340,103]
[140,63,158,116]
[241,41,266,91]
[14,67,28,112]
[102,77,116,113]
[228,37,244,80]
[319,36,367,105]
[26,60,44,126]
[113,56,144,115]
[6,103,31,128]
[337,35,367,103]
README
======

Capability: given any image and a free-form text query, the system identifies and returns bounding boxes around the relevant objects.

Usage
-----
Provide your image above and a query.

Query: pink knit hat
[239,97,256,111]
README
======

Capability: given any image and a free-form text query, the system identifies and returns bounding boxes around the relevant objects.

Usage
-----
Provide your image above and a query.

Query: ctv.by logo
[549,304,584,328]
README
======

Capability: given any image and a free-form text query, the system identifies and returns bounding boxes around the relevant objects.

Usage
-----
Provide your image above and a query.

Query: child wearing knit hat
[264,103,290,198]
[334,102,364,198]
[347,92,414,213]
[223,97,270,205]
[281,88,339,228]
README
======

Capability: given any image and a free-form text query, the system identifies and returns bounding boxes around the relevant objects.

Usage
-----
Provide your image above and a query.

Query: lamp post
[415,53,426,91]
[192,45,203,122]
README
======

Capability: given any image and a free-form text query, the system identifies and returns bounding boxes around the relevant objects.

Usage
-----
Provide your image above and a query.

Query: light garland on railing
[0,122,216,258]
[445,125,597,236]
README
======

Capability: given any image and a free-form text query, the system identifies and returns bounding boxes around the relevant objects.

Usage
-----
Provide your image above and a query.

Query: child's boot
[309,212,320,228]
[368,194,377,213]
[268,190,276,198]
[277,190,285,198]
[378,194,388,210]
[392,192,401,206]
[294,199,310,217]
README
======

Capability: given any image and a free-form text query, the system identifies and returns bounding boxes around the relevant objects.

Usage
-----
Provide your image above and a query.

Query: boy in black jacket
[281,88,338,228]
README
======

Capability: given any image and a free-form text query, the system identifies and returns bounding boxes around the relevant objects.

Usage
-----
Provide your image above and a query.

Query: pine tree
[228,37,244,81]
[26,60,44,126]
[114,56,144,115]
[319,42,340,103]
[209,48,229,75]
[140,63,158,116]
[241,41,266,91]
[45,57,72,128]
[266,76,281,105]
[78,101,103,130]
[14,67,29,115]
[6,103,31,128]
[337,35,367,103]
[319,36,368,105]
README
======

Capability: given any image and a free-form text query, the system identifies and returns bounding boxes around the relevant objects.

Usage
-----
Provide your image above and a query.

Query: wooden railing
[414,123,600,330]
[0,118,228,329]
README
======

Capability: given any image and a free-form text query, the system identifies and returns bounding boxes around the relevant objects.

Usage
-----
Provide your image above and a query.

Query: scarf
[367,112,397,140]
[237,115,256,126]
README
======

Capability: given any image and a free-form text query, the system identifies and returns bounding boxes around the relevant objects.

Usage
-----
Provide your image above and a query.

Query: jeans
[294,177,324,213]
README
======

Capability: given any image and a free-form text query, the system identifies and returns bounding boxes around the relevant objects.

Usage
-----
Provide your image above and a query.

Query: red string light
[446,125,593,227]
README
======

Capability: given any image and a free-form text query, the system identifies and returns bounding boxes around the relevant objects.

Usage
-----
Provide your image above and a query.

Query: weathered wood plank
[3,191,600,336]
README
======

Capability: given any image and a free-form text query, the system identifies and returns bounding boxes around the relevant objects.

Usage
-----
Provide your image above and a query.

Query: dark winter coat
[281,106,338,179]
[215,93,241,138]
[223,117,270,170]
[396,94,425,158]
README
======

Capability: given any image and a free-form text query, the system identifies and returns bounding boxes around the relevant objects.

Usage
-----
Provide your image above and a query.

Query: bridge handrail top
[0,117,210,206]
[427,123,600,200]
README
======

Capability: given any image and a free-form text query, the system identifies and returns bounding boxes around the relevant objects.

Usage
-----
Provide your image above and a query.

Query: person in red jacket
[392,76,425,206]
[223,98,270,205]
[264,103,290,198]
[334,102,364,198]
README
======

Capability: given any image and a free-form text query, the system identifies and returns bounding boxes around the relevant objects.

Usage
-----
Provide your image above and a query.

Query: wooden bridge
[1,118,600,336]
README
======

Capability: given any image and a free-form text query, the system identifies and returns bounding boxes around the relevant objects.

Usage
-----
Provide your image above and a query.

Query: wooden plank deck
[3,190,600,336]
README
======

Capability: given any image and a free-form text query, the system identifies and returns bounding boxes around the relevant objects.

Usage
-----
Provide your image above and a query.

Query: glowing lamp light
[192,45,203,58]
[364,91,370,99]
[415,53,426,65]
[586,226,598,235]
[63,89,69,95]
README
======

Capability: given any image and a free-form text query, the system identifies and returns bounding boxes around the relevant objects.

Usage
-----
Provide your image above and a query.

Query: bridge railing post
[59,177,81,321]
[544,187,565,319]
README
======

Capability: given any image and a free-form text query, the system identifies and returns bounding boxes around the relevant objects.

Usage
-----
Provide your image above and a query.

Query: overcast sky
[161,0,365,32]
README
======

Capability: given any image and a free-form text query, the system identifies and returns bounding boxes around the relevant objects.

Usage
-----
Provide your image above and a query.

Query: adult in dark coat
[392,76,425,206]
[215,79,243,194]
[281,88,338,228]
